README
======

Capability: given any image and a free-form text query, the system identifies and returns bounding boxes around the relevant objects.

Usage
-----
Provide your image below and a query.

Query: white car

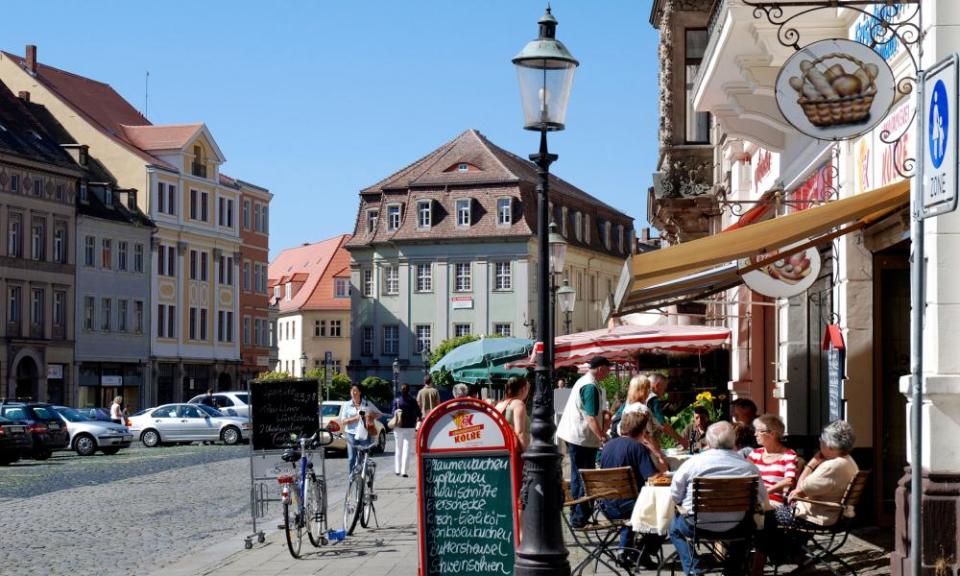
[53,406,133,456]
[187,391,250,418]
[128,403,251,447]
[321,401,387,454]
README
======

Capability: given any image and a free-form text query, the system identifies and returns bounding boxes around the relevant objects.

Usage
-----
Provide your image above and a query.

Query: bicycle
[277,429,334,558]
[343,441,378,535]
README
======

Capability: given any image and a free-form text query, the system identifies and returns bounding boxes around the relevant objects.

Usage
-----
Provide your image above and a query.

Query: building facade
[236,177,275,387]
[269,234,352,378]
[346,129,634,385]
[0,80,80,404]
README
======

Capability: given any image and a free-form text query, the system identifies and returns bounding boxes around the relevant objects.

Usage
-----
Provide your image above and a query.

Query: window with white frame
[561,206,568,237]
[494,262,512,291]
[415,264,432,292]
[361,326,374,356]
[575,211,582,241]
[362,269,374,297]
[118,299,128,332]
[455,262,471,292]
[456,199,471,226]
[584,214,591,244]
[118,241,128,271]
[417,200,431,228]
[100,238,111,269]
[382,325,399,355]
[243,261,251,292]
[31,219,45,261]
[387,204,401,231]
[7,213,22,257]
[31,289,44,328]
[617,225,624,253]
[497,198,511,225]
[494,323,512,337]
[253,203,261,232]
[53,224,66,263]
[8,286,21,328]
[53,290,66,329]
[243,199,250,229]
[100,297,111,331]
[604,221,612,250]
[330,320,342,337]
[135,301,144,333]
[84,296,94,330]
[383,266,399,295]
[454,324,471,338]
[415,325,431,353]
[335,278,349,298]
[366,209,379,234]
[243,316,251,345]
[315,319,325,337]
[134,243,144,272]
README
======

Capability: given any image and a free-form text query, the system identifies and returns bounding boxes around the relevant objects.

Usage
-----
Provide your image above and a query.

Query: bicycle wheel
[306,474,326,547]
[360,469,375,528]
[343,473,364,535]
[283,500,303,558]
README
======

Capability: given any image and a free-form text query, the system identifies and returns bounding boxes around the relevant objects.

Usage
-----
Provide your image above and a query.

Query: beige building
[269,235,352,377]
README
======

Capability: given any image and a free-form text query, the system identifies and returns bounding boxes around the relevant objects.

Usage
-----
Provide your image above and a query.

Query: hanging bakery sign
[776,39,896,141]
[740,245,821,298]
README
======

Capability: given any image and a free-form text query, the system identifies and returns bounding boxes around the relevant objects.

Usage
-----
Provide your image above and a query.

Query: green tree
[255,370,292,381]
[304,368,353,401]
[360,376,393,408]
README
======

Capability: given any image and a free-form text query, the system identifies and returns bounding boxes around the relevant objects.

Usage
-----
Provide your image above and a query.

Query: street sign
[922,54,960,218]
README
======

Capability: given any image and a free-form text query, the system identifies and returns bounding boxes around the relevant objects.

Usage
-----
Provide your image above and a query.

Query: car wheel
[74,433,97,457]
[100,447,121,455]
[141,429,161,448]
[221,426,241,446]
[376,429,387,454]
[33,448,52,460]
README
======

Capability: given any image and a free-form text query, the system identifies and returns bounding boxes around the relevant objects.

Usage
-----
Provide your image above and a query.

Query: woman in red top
[747,414,798,506]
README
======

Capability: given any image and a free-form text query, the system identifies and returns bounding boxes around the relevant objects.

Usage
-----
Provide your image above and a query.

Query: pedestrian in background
[495,376,530,451]
[390,384,420,477]
[416,375,440,422]
[110,396,124,424]
[452,383,470,398]
[200,388,217,408]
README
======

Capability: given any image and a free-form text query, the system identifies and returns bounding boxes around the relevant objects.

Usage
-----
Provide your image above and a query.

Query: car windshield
[197,404,225,417]
[55,407,90,422]
[321,404,341,418]
[31,406,59,420]
[234,393,249,405]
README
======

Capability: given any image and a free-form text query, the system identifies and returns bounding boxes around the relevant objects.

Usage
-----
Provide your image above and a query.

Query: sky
[3,1,661,259]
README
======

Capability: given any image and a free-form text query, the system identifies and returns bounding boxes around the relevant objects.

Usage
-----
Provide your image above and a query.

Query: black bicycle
[343,441,378,535]
[277,430,334,558]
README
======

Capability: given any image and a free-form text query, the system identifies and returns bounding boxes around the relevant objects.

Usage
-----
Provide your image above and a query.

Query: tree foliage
[256,371,292,381]
[360,376,393,408]
[304,368,353,401]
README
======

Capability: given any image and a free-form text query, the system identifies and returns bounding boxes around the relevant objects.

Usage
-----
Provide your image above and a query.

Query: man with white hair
[669,421,768,574]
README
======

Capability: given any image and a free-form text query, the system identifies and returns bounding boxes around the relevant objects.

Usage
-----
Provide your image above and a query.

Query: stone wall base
[892,467,960,575]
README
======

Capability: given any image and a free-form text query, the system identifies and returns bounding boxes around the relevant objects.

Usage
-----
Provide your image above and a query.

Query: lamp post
[512,7,577,575]
[299,351,307,378]
[548,222,567,342]
[392,358,400,400]
[557,280,576,335]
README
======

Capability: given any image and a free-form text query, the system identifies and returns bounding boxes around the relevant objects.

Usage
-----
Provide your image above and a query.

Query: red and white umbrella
[510,324,731,369]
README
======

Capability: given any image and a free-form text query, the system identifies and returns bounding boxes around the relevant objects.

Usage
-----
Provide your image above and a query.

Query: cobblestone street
[0,443,359,576]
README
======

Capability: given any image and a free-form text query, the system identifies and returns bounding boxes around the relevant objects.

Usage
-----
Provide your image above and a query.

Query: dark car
[0,415,32,465]
[0,402,70,460]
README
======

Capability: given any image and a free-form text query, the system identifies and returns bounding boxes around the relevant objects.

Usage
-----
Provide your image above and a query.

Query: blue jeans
[567,442,598,526]
[669,515,750,575]
[601,498,636,549]
[346,433,372,474]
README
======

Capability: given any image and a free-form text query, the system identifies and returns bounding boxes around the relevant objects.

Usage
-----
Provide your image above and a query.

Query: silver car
[53,406,133,456]
[128,403,251,447]
[186,391,251,418]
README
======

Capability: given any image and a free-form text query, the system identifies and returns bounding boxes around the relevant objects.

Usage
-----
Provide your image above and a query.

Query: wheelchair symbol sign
[930,79,949,169]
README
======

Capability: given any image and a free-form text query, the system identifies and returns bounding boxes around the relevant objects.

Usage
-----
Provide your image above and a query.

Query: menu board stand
[417,397,520,576]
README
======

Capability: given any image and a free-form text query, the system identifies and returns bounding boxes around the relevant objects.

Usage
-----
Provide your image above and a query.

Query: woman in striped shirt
[747,414,798,505]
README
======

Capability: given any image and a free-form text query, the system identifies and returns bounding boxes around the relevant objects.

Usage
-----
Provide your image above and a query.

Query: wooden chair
[775,470,871,576]
[658,475,761,576]
[572,467,641,575]
[563,479,604,567]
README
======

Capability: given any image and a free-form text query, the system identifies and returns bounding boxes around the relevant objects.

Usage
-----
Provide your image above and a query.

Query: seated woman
[777,420,859,528]
[748,414,799,506]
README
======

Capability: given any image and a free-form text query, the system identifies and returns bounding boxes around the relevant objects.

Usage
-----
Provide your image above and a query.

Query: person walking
[557,356,611,528]
[199,389,217,408]
[416,375,440,423]
[495,376,530,451]
[390,384,420,477]
[109,396,124,425]
[343,384,380,474]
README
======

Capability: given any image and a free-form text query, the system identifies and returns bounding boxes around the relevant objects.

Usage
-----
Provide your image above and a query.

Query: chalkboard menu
[249,379,319,451]
[421,454,514,576]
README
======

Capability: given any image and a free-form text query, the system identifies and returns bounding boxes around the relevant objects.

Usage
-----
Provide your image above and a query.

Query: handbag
[387,409,403,430]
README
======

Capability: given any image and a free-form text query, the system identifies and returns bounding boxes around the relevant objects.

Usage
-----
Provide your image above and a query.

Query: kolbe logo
[930,79,949,169]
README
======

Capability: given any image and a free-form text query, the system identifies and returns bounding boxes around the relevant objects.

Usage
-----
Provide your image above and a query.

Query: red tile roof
[269,234,352,313]
[120,124,203,151]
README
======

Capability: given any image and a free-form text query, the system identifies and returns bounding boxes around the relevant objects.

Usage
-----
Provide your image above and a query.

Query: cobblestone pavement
[0,442,367,576]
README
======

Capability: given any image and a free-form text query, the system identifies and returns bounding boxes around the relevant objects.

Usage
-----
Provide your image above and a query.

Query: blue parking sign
[923,54,959,218]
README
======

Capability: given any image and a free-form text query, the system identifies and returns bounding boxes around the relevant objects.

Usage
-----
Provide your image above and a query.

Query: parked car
[52,406,133,456]
[0,402,70,460]
[0,414,32,465]
[187,391,250,417]
[78,407,114,423]
[127,403,251,447]
[320,401,387,454]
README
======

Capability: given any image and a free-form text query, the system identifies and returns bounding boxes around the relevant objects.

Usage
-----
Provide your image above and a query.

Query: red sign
[792,162,833,212]
[754,149,772,192]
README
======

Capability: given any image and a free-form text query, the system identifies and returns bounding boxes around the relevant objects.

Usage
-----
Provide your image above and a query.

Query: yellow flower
[695,391,714,403]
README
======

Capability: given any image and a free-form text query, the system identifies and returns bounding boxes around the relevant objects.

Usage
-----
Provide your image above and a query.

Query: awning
[616,179,909,314]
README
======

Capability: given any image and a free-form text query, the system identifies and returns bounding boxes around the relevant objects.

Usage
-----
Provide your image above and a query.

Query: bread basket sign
[740,245,821,299]
[776,39,896,141]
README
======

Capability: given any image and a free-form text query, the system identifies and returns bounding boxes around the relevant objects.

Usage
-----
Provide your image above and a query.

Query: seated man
[669,421,768,575]
[731,398,759,449]
[599,411,668,569]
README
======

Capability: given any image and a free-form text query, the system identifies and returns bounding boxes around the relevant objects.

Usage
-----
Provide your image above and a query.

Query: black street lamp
[512,7,577,576]
[392,357,400,399]
[557,279,576,335]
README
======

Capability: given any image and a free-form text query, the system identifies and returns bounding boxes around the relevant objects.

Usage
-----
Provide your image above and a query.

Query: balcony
[191,162,207,178]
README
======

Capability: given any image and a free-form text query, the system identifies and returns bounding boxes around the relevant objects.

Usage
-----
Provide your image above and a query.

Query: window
[285,283,292,301]
[584,214,591,244]
[201,308,208,340]
[243,316,251,345]
[33,179,42,197]
[84,296,94,330]
[190,189,198,219]
[335,278,349,298]
[167,305,176,338]
[574,211,582,241]
[8,286,21,327]
[263,206,269,233]
[617,225,624,253]
[219,198,233,227]
[190,250,198,280]
[363,269,374,297]
[252,317,261,346]
[201,192,209,222]
[455,263,471,292]
[167,184,177,215]
[366,209,379,234]
[100,297,111,331]
[561,206,569,237]
[118,299,128,332]
[31,289,44,327]
[53,225,67,263]
[134,244,144,272]
[315,320,325,337]
[53,291,66,328]
[157,304,165,337]
[494,262,512,291]
[189,307,197,340]
[494,323,512,337]
[382,325,399,355]
[253,203,261,232]
[361,326,374,356]
[454,324,471,338]
[243,261,251,291]
[387,204,401,231]
[118,241,128,271]
[685,29,711,143]
[603,221,612,250]
[415,324,431,354]
[135,301,144,333]
[157,182,165,213]
[456,199,471,226]
[417,200,431,228]
[99,238,111,269]
[31,219,45,261]
[291,320,295,340]
[200,252,208,282]
[7,213,22,257]
[10,174,19,193]
[415,264,432,292]
[56,184,64,201]
[383,266,399,295]
[458,163,469,172]
[243,200,251,229]
[497,198,512,225]
[330,320,342,337]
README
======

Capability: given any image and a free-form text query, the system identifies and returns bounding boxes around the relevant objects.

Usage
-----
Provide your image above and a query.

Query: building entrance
[15,356,39,401]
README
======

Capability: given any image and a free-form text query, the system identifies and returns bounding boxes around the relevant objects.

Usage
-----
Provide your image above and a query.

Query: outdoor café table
[630,484,674,536]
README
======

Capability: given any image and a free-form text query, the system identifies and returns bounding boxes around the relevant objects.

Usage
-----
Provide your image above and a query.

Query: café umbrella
[430,337,535,384]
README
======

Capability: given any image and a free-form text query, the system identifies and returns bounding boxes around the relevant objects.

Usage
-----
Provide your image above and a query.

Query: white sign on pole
[922,54,959,219]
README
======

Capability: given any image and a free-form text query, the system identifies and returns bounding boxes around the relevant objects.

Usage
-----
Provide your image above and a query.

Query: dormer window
[561,206,568,237]
[617,225,624,253]
[192,145,206,178]
[104,188,113,206]
[574,211,582,241]
[273,285,281,300]
[585,214,592,244]
[456,199,471,227]
[458,163,468,172]
[285,282,292,301]
[387,204,401,231]
[417,200,432,228]
[366,209,379,234]
[497,198,512,226]
[603,220,612,250]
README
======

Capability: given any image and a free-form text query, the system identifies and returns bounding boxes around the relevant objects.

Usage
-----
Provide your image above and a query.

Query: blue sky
[4,1,660,258]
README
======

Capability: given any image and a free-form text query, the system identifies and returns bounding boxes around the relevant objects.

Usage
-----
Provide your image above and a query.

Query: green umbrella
[431,337,534,384]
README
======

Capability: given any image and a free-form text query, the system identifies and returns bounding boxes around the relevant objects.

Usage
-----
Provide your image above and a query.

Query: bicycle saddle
[281,448,301,463]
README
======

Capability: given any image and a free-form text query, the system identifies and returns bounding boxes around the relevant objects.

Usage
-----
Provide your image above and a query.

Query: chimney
[25,45,37,75]
[17,91,29,102]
